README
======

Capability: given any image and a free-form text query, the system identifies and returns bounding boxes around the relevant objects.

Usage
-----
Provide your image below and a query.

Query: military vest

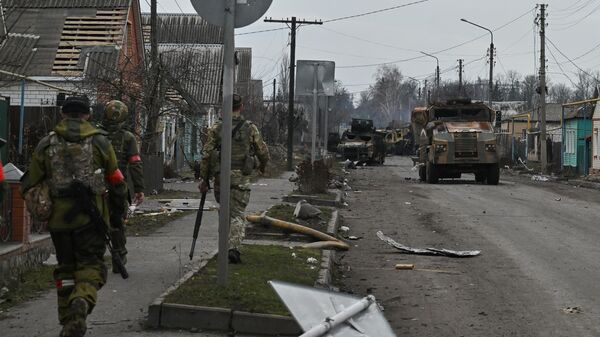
[46,132,106,196]
[106,129,127,171]
[212,120,255,174]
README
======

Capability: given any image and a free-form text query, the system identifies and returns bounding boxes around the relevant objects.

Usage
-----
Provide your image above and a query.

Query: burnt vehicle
[337,118,386,164]
[412,99,499,184]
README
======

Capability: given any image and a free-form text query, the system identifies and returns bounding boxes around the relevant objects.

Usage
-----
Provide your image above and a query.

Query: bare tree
[549,83,573,104]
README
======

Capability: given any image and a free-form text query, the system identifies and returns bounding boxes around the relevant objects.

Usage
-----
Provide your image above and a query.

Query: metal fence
[0,187,12,242]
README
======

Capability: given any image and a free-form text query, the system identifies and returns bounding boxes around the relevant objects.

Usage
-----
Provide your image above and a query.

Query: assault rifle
[189,178,209,260]
[65,181,129,279]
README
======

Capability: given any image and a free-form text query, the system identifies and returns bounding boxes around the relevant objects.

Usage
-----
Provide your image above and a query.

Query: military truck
[337,118,386,164]
[412,99,500,184]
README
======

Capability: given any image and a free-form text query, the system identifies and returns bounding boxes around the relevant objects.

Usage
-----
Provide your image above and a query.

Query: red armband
[128,154,142,163]
[106,169,125,185]
[0,161,4,182]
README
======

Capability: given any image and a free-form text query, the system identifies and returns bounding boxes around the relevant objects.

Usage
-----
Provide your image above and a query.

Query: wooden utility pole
[539,4,548,174]
[458,59,464,93]
[264,17,322,171]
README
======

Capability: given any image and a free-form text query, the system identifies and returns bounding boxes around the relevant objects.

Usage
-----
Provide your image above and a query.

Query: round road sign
[191,0,273,28]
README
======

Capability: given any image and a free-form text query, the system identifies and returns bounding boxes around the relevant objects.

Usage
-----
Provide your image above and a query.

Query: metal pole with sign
[191,0,272,286]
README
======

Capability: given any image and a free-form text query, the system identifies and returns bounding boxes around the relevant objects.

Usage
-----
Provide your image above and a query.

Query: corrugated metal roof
[159,44,224,107]
[235,47,251,83]
[142,13,223,45]
[0,33,39,80]
[3,0,130,8]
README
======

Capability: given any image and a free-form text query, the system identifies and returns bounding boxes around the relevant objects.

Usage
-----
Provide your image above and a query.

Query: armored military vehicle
[411,99,500,184]
[337,118,386,164]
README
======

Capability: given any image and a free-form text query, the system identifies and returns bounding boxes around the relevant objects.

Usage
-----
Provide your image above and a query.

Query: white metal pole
[217,0,235,286]
[300,295,376,337]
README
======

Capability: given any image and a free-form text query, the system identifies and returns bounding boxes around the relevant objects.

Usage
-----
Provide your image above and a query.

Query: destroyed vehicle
[412,98,500,184]
[337,118,386,164]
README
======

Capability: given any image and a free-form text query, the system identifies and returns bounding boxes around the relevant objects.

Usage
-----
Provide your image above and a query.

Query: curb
[282,189,343,207]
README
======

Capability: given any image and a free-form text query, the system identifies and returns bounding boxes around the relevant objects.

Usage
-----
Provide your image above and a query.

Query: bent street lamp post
[461,18,494,109]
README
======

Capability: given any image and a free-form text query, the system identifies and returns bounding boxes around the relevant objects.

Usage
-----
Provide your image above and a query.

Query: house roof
[235,48,252,83]
[0,33,39,80]
[159,44,224,108]
[141,13,223,45]
[531,103,563,122]
[3,0,130,8]
[0,1,140,78]
[565,104,595,120]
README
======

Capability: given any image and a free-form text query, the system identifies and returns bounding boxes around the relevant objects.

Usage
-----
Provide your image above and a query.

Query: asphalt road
[338,156,600,337]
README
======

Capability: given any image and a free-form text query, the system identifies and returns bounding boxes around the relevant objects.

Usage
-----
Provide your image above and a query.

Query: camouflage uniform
[0,137,5,202]
[198,112,269,252]
[99,100,144,261]
[21,104,127,335]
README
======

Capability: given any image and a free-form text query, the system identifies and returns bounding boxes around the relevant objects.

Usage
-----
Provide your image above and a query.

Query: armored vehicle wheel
[426,161,439,184]
[419,165,426,181]
[486,164,500,185]
[475,172,486,183]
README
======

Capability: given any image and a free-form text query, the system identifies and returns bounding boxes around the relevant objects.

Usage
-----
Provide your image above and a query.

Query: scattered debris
[0,286,9,299]
[291,252,297,258]
[411,163,424,172]
[43,254,58,266]
[518,157,534,171]
[289,174,299,183]
[555,197,562,201]
[343,182,352,191]
[404,202,412,205]
[306,257,319,264]
[395,264,415,270]
[344,159,357,170]
[404,177,412,181]
[348,236,361,240]
[532,175,550,182]
[293,200,322,219]
[376,231,481,257]
[339,226,350,234]
[562,307,582,314]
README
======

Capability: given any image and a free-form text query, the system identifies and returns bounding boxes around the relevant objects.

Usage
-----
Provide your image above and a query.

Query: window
[566,129,576,154]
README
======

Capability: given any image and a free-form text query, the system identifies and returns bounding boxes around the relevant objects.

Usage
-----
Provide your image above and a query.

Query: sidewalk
[0,173,295,337]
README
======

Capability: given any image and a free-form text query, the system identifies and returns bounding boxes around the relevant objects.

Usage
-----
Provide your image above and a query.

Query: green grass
[165,245,321,316]
[126,210,193,236]
[0,265,54,313]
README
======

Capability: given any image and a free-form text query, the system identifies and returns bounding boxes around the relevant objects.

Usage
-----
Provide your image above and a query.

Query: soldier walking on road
[21,96,128,337]
[198,94,269,263]
[99,100,145,271]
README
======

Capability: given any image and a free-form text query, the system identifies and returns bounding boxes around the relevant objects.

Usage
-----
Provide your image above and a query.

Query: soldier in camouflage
[0,137,5,202]
[198,94,269,263]
[98,100,145,271]
[21,96,128,337]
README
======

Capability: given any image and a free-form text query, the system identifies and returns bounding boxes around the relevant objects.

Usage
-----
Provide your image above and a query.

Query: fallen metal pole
[299,295,375,337]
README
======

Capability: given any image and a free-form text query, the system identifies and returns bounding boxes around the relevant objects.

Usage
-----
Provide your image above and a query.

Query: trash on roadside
[306,257,318,264]
[344,159,357,170]
[411,163,424,172]
[339,226,350,234]
[532,175,550,182]
[343,182,352,191]
[404,177,412,181]
[43,254,58,266]
[555,197,562,201]
[293,200,322,219]
[395,264,415,270]
[348,236,361,240]
[518,157,534,171]
[291,252,297,258]
[289,174,299,182]
[562,306,582,314]
[376,231,480,257]
[404,202,412,205]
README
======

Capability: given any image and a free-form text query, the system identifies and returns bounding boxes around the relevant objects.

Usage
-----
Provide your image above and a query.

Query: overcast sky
[141,0,600,98]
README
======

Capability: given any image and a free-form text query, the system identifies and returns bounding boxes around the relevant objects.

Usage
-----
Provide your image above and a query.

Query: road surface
[338,156,600,337]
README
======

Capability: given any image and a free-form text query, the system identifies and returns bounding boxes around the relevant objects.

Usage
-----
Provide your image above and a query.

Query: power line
[323,0,431,23]
[547,37,600,82]
[546,45,579,88]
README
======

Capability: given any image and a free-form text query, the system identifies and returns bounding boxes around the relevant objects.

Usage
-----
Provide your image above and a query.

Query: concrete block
[146,303,161,328]
[232,311,301,336]
[160,304,231,331]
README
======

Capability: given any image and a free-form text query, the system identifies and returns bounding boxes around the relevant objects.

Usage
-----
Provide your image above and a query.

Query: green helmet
[104,100,128,124]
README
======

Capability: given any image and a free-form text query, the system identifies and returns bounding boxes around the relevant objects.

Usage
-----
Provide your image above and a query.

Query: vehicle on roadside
[411,98,500,184]
[337,118,386,164]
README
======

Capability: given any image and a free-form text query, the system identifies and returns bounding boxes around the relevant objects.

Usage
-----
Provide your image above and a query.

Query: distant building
[563,105,594,175]
[591,101,600,174]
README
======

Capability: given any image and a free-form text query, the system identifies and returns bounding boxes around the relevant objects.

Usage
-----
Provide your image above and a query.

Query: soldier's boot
[61,297,89,337]
[228,249,241,264]
[112,254,127,274]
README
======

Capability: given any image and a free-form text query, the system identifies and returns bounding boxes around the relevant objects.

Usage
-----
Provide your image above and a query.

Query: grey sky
[142,0,600,97]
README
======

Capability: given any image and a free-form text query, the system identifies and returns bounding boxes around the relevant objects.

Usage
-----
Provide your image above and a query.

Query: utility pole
[265,17,322,171]
[460,18,494,109]
[458,59,464,93]
[424,79,429,103]
[538,4,548,174]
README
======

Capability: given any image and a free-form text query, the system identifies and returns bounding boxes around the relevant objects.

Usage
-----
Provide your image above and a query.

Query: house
[563,104,594,175]
[141,13,255,170]
[592,101,600,174]
[0,0,145,164]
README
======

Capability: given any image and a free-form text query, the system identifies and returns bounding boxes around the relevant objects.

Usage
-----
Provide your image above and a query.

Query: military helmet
[104,100,129,123]
[232,94,243,110]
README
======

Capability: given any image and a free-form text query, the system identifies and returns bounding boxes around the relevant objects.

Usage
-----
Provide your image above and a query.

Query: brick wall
[8,182,30,243]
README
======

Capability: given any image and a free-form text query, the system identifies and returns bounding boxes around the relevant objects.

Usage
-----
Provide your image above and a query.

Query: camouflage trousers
[214,174,251,250]
[50,225,107,325]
